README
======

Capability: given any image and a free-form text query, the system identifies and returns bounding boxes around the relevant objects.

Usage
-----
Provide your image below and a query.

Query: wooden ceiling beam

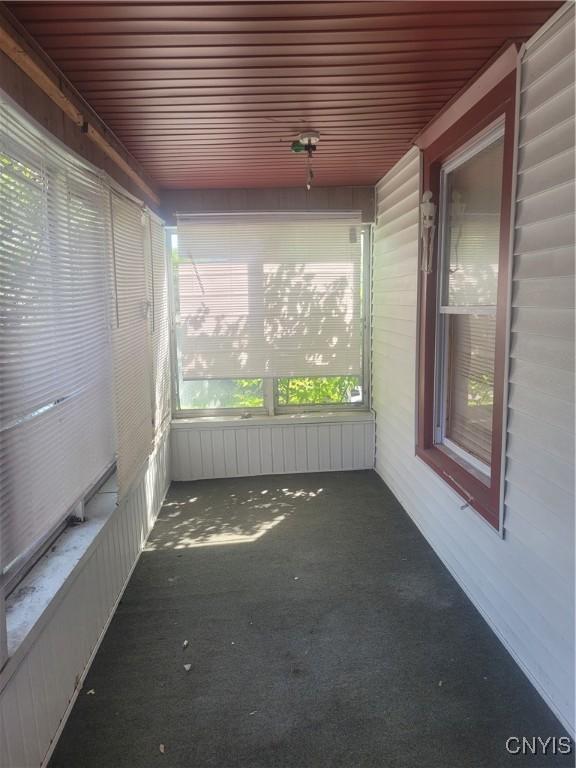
[0,23,83,125]
[0,9,159,204]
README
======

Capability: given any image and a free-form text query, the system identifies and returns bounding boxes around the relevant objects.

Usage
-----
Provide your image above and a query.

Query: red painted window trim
[416,71,516,530]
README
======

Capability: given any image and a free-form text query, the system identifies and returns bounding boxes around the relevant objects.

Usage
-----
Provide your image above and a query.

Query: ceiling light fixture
[290,131,320,191]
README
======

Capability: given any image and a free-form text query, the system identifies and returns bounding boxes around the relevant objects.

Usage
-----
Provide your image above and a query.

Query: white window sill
[1,476,118,691]
[172,409,374,429]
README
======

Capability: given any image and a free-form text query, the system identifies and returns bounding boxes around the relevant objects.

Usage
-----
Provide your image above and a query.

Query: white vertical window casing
[148,212,171,431]
[110,191,153,497]
[0,97,115,575]
[176,212,362,380]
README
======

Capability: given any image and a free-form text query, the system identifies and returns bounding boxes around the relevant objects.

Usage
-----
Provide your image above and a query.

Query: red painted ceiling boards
[7,1,562,189]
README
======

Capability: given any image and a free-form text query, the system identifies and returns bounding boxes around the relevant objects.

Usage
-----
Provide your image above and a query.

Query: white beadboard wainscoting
[372,4,574,736]
[0,427,170,768]
[171,413,375,481]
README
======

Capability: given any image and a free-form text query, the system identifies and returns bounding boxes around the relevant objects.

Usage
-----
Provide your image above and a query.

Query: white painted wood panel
[170,416,375,481]
[160,185,375,225]
[372,7,574,734]
[0,427,170,768]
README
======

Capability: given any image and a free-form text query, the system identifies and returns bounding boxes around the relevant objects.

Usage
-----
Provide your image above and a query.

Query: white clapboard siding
[0,426,170,768]
[171,416,375,481]
[372,5,574,734]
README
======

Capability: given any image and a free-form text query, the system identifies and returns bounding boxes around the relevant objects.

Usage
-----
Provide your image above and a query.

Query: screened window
[437,128,504,471]
[170,215,369,414]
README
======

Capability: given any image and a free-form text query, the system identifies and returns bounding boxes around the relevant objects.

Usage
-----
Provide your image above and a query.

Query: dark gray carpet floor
[49,471,573,768]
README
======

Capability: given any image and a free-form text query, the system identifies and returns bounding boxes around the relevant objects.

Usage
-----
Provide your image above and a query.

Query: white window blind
[176,212,362,380]
[0,98,115,575]
[110,191,153,496]
[445,314,495,465]
[148,212,171,431]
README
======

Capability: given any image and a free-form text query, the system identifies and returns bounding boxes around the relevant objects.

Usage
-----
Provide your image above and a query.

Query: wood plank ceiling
[8,1,562,189]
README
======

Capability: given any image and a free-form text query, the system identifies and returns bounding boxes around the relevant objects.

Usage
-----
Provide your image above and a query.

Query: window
[0,95,168,597]
[0,97,116,585]
[416,71,516,529]
[179,378,265,410]
[169,215,369,415]
[276,376,362,407]
[109,190,154,496]
[437,127,504,472]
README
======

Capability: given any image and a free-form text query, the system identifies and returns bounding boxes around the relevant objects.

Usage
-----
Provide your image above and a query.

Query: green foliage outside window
[178,375,361,410]
[277,376,361,406]
[467,373,494,408]
[178,378,263,410]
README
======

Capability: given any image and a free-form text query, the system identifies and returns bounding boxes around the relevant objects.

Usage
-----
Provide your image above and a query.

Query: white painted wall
[0,426,170,768]
[171,414,375,481]
[371,5,575,734]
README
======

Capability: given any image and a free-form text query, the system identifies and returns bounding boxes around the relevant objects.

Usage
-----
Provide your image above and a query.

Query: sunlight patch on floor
[163,512,288,548]
[145,487,324,550]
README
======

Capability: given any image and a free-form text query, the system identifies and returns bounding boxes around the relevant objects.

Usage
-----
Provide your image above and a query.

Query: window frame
[166,223,372,417]
[4,463,116,597]
[416,71,516,529]
[434,119,505,476]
